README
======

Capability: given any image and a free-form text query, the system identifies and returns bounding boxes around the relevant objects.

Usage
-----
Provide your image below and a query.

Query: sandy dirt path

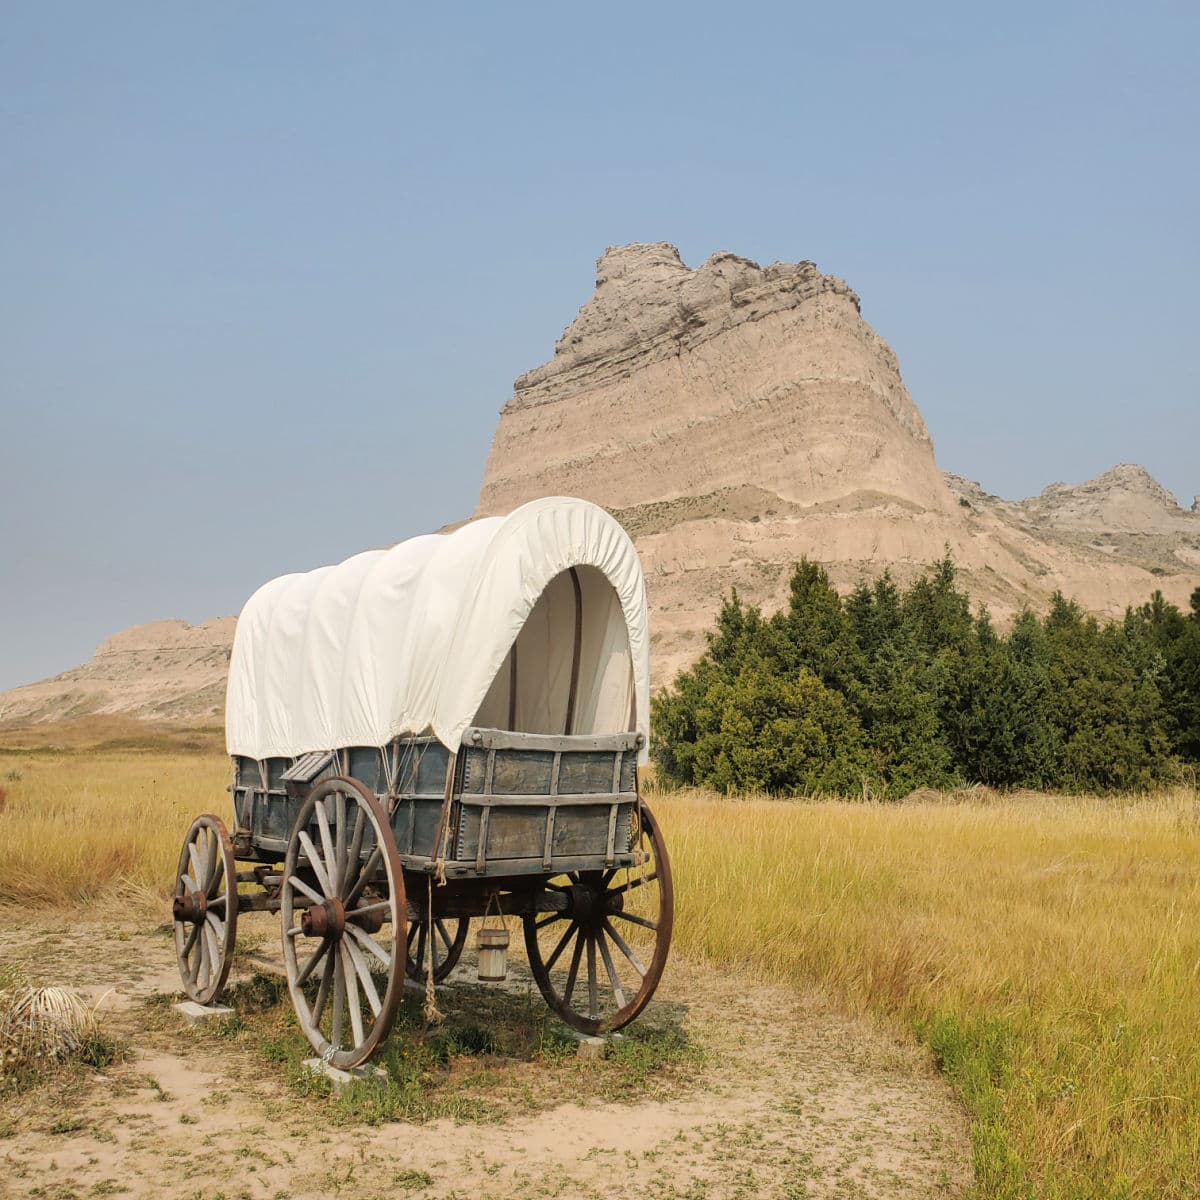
[0,915,971,1200]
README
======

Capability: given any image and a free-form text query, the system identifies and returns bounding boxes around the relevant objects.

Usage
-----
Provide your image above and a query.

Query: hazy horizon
[3,2,1197,691]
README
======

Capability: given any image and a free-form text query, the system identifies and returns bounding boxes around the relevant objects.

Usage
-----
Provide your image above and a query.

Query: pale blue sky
[2,1,1197,690]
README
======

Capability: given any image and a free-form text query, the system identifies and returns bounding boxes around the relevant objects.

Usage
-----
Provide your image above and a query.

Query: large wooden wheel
[405,915,470,983]
[173,814,238,1005]
[280,777,406,1069]
[524,801,673,1035]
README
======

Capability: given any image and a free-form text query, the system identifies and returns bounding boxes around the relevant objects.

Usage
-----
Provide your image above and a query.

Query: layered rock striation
[479,244,1199,685]
[0,619,234,726]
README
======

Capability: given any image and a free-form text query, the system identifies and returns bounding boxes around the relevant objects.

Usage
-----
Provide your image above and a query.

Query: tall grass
[2,748,1198,1195]
[653,787,1200,1199]
[0,751,228,905]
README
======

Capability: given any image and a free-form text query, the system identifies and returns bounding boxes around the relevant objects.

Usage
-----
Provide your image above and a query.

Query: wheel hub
[173,889,207,924]
[567,878,625,923]
[301,897,346,939]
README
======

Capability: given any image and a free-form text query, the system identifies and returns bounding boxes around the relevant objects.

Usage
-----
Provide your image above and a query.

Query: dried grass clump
[0,966,100,1078]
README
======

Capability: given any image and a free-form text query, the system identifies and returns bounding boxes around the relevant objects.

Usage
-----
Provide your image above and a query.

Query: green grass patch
[185,970,701,1126]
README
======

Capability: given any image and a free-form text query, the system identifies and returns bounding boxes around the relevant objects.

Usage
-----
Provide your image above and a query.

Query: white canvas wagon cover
[225,497,649,763]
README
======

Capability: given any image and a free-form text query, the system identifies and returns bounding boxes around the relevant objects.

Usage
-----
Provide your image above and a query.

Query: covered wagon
[171,497,672,1066]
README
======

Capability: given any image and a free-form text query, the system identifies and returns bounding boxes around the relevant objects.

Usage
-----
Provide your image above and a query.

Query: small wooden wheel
[524,801,673,1035]
[280,777,406,1069]
[173,814,238,1005]
[406,916,470,983]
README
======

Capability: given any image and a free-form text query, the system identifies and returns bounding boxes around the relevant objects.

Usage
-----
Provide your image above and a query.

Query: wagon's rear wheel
[523,801,673,1035]
[406,916,470,983]
[173,814,238,1005]
[280,777,406,1069]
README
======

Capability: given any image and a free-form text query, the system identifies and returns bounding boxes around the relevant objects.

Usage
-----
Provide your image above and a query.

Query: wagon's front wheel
[173,814,238,1005]
[523,801,673,1035]
[280,777,406,1069]
[406,916,470,983]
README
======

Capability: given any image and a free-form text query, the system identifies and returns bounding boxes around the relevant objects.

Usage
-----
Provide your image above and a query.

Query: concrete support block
[175,1000,235,1025]
[575,1035,607,1061]
[303,1058,389,1092]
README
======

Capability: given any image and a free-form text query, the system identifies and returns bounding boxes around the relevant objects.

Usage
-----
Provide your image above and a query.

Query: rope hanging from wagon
[422,875,445,1024]
[429,750,455,888]
[421,750,457,1024]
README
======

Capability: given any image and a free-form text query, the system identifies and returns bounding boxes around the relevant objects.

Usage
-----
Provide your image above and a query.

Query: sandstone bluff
[476,242,1199,684]
[2,243,1197,723]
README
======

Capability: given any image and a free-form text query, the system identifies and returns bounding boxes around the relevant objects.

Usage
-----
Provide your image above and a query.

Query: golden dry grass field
[1,729,1197,1199]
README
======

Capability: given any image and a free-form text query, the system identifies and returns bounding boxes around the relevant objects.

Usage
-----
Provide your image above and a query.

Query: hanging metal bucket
[476,925,510,982]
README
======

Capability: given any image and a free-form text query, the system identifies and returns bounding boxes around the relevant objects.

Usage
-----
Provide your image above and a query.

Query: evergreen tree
[651,561,1190,796]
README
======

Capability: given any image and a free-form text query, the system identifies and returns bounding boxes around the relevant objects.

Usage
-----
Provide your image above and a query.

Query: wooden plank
[475,806,491,874]
[491,750,554,795]
[604,803,619,867]
[542,805,557,870]
[464,728,640,753]
[458,790,636,808]
[428,852,640,879]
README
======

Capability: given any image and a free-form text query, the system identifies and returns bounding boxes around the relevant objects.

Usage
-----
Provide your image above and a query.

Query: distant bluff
[479,242,948,516]
[478,243,1200,684]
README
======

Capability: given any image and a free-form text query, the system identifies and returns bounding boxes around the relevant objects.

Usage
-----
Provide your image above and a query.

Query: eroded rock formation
[478,244,1200,685]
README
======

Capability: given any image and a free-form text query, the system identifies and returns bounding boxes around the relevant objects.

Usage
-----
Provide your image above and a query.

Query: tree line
[651,558,1200,796]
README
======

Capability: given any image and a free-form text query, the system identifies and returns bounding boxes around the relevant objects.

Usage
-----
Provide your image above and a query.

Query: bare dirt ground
[0,912,971,1200]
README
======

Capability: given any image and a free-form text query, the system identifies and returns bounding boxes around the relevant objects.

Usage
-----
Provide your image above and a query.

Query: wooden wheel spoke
[202,923,221,985]
[406,922,420,950]
[344,846,382,908]
[343,806,366,898]
[311,950,336,1027]
[344,937,383,1018]
[563,932,585,1005]
[187,843,204,889]
[288,874,324,905]
[348,900,392,922]
[181,872,199,895]
[415,923,427,975]
[545,921,578,972]
[586,934,599,1019]
[333,791,347,894]
[609,909,658,931]
[297,937,331,986]
[315,801,338,892]
[188,936,204,986]
[596,928,627,1009]
[603,918,648,977]
[612,870,658,895]
[434,919,453,954]
[331,953,346,1047]
[205,911,225,942]
[203,831,220,896]
[341,943,366,1048]
[535,913,563,931]
[298,831,334,898]
[182,921,202,956]
[346,922,393,969]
